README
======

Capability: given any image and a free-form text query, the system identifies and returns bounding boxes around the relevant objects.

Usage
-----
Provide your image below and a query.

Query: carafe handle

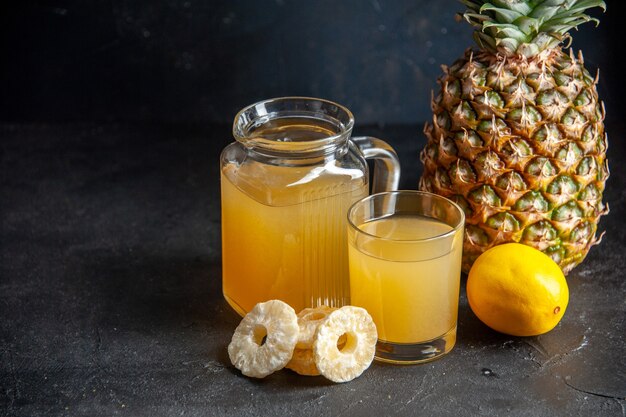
[352,136,401,194]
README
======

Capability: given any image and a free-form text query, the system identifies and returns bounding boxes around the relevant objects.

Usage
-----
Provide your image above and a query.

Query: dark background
[0,0,620,126]
[2,2,626,416]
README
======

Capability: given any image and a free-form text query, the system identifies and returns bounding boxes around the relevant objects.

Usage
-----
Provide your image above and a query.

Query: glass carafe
[220,97,400,316]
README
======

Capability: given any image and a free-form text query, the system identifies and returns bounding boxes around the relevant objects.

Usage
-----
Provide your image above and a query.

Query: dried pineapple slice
[296,305,336,349]
[313,306,377,383]
[227,299,299,378]
[286,348,320,376]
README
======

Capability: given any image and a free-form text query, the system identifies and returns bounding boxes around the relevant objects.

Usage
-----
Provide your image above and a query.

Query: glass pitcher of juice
[221,97,400,316]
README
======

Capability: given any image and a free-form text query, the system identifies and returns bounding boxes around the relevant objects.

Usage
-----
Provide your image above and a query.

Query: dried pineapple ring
[296,305,336,349]
[227,299,299,378]
[286,348,320,376]
[313,306,377,383]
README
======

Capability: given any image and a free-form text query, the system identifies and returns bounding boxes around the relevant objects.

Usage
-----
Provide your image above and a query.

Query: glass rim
[347,190,466,243]
[232,96,355,151]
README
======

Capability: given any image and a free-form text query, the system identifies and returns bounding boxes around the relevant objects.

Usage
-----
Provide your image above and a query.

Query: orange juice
[348,215,463,343]
[221,149,367,316]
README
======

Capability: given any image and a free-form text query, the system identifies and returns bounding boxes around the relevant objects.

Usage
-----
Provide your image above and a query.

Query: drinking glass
[347,190,465,364]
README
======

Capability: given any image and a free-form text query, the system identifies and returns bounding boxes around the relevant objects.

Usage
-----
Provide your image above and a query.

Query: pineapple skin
[419,48,609,275]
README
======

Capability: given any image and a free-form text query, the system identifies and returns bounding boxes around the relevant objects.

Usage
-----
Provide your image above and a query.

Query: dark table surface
[1,122,625,416]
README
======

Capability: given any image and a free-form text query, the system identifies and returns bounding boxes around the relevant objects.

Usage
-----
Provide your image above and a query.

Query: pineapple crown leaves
[459,0,606,57]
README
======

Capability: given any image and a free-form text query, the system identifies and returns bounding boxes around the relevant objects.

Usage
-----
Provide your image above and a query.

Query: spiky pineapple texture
[419,0,609,274]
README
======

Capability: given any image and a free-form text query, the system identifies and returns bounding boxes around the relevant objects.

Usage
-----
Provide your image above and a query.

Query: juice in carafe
[221,118,368,315]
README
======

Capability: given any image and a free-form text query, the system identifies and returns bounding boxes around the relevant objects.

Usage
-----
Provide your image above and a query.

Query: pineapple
[419,0,609,274]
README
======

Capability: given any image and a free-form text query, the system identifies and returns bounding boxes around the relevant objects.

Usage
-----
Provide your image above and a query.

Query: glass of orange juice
[347,190,465,364]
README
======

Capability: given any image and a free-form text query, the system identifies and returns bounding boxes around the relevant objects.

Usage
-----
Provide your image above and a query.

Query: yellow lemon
[467,243,569,337]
